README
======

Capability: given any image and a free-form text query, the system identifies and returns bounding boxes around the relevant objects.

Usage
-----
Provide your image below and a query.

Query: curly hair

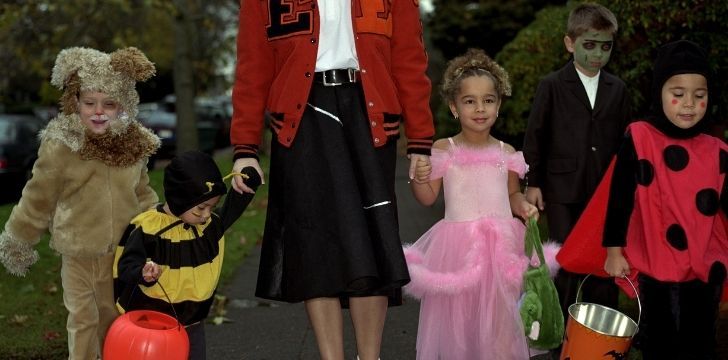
[440,48,512,103]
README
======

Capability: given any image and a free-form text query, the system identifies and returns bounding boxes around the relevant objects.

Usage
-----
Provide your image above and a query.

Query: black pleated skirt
[255,82,410,305]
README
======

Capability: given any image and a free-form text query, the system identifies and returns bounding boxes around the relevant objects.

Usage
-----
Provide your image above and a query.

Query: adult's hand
[525,186,544,211]
[408,154,431,182]
[232,158,264,194]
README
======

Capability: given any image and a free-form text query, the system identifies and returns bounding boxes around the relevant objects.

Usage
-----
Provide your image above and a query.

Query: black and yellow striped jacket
[113,187,256,325]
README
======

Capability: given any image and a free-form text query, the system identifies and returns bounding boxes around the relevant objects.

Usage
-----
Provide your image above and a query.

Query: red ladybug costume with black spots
[612,121,728,285]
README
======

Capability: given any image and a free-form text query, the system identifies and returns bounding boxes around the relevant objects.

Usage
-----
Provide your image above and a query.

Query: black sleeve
[721,164,728,215]
[523,79,551,188]
[217,166,262,231]
[618,82,633,133]
[603,133,638,247]
[117,226,156,287]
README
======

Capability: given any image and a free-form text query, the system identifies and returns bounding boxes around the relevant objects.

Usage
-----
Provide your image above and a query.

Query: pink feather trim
[403,239,487,297]
[403,221,538,298]
[542,241,561,277]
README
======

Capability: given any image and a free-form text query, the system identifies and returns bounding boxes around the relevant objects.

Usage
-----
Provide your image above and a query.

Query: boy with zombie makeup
[0,47,160,359]
[522,2,632,321]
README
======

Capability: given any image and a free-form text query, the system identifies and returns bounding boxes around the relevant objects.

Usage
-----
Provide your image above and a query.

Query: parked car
[137,102,220,168]
[195,96,232,149]
[160,95,232,149]
[0,114,46,201]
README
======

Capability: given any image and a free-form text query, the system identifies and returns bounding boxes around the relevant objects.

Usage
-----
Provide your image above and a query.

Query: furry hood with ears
[51,47,155,134]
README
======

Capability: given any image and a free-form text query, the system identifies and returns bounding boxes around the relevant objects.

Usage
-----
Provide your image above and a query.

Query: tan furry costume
[0,47,160,275]
[0,46,160,359]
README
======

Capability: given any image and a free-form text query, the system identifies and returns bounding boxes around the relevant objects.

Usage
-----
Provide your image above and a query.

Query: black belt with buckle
[314,68,359,86]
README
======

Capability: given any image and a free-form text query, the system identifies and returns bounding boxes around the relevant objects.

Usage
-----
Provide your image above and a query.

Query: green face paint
[571,30,614,76]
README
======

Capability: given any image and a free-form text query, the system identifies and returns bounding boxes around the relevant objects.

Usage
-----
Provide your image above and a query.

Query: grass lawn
[0,153,268,359]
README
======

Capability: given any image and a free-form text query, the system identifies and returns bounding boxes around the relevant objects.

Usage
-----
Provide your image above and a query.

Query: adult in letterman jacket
[230,1,435,359]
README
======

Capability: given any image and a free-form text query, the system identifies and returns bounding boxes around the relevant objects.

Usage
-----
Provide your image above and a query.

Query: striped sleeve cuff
[407,138,433,156]
[233,144,260,161]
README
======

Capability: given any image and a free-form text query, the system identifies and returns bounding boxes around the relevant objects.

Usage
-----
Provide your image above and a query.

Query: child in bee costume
[113,150,261,360]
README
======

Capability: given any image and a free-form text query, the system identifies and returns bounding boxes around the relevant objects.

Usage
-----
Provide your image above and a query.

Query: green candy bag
[520,217,564,350]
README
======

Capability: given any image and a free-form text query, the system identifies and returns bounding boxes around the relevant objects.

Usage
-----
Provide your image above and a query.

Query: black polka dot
[708,262,727,285]
[720,149,727,174]
[696,188,720,216]
[666,224,687,250]
[663,145,689,171]
[636,159,654,186]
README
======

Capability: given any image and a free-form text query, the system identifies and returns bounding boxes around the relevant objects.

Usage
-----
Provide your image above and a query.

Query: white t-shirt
[315,0,359,71]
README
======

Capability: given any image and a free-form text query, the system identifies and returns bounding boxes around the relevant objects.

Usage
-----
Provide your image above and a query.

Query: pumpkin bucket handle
[156,281,183,331]
[129,276,184,331]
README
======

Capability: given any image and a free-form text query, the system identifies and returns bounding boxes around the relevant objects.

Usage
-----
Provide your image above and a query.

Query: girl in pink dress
[404,49,558,359]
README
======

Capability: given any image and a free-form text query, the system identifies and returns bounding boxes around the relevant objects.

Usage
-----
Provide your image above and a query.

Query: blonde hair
[440,48,512,103]
[51,47,155,135]
[566,3,618,39]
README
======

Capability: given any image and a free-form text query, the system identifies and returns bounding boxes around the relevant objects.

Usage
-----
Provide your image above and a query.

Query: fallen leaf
[211,295,228,317]
[9,314,29,326]
[44,283,58,294]
[43,331,61,341]
[210,316,232,326]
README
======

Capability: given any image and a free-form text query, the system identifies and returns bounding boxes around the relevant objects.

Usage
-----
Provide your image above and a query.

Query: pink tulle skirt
[403,216,532,360]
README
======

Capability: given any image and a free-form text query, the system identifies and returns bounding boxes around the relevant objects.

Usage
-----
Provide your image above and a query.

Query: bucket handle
[129,275,184,332]
[156,281,184,331]
[576,274,642,329]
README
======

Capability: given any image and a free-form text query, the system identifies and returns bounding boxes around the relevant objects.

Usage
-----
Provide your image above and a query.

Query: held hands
[525,187,544,211]
[408,154,431,184]
[142,261,162,283]
[232,158,265,194]
[604,247,631,277]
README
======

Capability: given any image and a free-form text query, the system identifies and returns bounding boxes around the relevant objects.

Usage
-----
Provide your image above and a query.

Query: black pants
[186,321,206,360]
[638,275,722,360]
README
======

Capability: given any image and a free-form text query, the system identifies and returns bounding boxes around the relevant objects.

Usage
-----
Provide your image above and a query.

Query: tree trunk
[173,0,198,153]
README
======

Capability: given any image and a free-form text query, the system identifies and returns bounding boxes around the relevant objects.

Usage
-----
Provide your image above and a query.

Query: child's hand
[516,200,539,221]
[413,157,432,184]
[142,261,162,283]
[604,247,630,277]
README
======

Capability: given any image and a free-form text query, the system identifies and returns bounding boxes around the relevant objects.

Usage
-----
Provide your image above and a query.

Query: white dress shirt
[576,67,600,109]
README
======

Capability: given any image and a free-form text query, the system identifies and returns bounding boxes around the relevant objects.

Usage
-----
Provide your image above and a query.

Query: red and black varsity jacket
[231,0,435,159]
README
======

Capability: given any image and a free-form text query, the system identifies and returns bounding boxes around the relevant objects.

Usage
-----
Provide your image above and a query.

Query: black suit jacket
[523,61,631,204]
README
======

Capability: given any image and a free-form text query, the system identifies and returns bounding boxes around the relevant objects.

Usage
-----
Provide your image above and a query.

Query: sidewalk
[205,156,443,359]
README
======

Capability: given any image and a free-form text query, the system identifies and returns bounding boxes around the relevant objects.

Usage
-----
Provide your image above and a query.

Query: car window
[138,109,176,127]
[0,120,16,143]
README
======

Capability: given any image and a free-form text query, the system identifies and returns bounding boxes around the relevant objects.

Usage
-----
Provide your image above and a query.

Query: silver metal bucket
[560,275,641,359]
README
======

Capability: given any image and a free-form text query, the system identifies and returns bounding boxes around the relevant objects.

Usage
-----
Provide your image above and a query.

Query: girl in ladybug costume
[602,40,727,359]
